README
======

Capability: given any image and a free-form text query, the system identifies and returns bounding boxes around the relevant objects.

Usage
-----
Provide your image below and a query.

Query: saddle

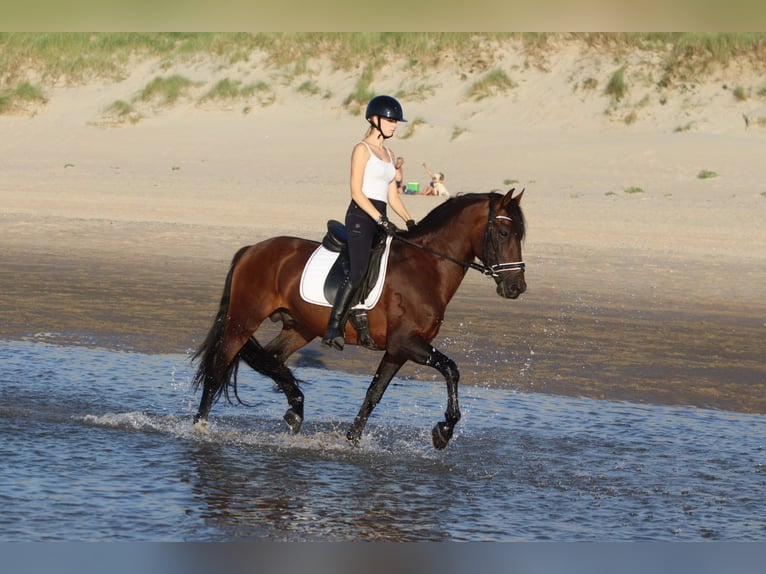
[321,220,388,307]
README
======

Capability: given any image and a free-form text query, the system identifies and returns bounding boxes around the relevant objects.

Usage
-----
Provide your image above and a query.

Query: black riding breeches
[345,199,386,289]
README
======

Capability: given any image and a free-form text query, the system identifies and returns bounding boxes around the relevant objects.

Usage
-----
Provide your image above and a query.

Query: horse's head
[482,189,527,299]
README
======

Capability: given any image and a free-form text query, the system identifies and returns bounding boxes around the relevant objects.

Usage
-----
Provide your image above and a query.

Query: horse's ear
[501,187,524,208]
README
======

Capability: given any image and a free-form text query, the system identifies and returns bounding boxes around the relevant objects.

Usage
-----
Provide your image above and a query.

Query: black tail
[191,245,251,406]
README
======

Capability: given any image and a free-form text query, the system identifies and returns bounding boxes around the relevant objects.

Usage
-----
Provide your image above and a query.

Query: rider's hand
[406,219,416,231]
[376,215,399,237]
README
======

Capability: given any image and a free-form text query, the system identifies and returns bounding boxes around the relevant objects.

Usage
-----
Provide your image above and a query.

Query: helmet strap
[369,116,392,140]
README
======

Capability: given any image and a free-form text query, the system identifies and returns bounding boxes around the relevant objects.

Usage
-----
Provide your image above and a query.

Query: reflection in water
[0,340,764,541]
[183,431,452,541]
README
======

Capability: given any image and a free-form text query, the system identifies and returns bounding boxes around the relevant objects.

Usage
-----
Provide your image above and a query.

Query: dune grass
[3,32,766,119]
[138,75,198,106]
[3,32,766,87]
[466,68,516,101]
[605,67,627,101]
[0,81,46,112]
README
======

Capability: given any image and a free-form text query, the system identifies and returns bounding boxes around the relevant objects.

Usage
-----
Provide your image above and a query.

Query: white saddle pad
[299,236,393,309]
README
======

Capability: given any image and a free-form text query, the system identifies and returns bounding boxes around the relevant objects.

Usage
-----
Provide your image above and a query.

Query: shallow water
[1,339,764,541]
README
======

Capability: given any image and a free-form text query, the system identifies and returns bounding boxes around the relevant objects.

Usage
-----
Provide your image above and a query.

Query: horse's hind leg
[346,353,404,446]
[240,328,309,433]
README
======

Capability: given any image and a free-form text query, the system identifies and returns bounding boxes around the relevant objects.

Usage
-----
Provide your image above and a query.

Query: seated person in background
[395,156,405,192]
[422,162,449,196]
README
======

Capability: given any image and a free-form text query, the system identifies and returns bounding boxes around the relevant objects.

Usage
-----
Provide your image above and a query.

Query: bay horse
[192,189,526,450]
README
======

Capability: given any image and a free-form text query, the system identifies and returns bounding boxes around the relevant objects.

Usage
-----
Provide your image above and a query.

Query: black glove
[376,215,399,236]
[406,219,416,231]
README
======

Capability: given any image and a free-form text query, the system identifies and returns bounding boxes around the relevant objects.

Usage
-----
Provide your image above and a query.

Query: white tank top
[359,142,395,203]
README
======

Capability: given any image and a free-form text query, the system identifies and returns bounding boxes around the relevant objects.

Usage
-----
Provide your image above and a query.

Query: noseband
[393,195,525,278]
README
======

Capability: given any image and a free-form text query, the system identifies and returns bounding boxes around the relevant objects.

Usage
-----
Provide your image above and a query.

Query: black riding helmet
[365,95,407,138]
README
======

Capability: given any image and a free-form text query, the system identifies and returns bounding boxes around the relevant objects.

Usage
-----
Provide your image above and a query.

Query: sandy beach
[2,38,765,414]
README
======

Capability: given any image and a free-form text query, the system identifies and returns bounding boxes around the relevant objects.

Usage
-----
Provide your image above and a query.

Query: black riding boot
[322,278,357,351]
[349,309,378,350]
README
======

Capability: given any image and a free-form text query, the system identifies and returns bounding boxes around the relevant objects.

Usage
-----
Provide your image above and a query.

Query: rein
[393,195,525,278]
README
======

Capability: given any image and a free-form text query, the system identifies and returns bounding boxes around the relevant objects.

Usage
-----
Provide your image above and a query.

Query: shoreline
[2,44,765,417]
[2,222,764,416]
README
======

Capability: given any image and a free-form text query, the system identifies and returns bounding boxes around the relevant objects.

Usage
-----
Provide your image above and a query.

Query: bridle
[394,194,525,278]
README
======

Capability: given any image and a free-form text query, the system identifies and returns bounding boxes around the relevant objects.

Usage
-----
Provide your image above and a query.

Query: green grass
[343,65,375,114]
[466,68,515,101]
[138,75,197,105]
[605,67,627,101]
[3,32,766,119]
[732,85,747,101]
[105,99,135,117]
[697,169,718,179]
[0,81,46,112]
[201,78,270,101]
[450,125,467,141]
[399,116,426,140]
[624,186,644,194]
[2,33,766,88]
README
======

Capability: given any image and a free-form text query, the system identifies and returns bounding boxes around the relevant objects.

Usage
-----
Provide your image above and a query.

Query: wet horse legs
[346,353,403,446]
[346,346,461,450]
[425,347,461,450]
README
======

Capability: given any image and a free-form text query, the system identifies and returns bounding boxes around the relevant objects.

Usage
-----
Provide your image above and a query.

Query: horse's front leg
[425,347,461,450]
[346,353,404,446]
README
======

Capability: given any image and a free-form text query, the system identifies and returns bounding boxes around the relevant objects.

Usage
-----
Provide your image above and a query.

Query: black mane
[407,192,525,240]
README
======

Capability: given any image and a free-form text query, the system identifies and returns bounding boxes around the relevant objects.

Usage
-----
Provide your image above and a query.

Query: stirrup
[349,309,378,350]
[321,328,345,351]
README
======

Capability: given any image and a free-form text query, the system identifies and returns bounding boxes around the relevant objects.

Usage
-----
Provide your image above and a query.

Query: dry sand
[2,44,765,413]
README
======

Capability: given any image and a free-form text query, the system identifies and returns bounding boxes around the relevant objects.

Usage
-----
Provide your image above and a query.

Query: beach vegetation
[581,77,598,90]
[104,99,139,123]
[0,81,46,113]
[201,78,270,102]
[624,186,644,194]
[297,80,321,96]
[674,121,694,132]
[2,32,766,120]
[732,85,747,101]
[697,169,718,179]
[605,67,627,101]
[138,75,197,106]
[399,116,426,140]
[466,68,515,101]
[342,65,375,114]
[450,125,467,141]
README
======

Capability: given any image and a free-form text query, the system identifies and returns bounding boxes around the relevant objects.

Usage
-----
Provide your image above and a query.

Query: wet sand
[2,44,765,416]
[2,210,764,415]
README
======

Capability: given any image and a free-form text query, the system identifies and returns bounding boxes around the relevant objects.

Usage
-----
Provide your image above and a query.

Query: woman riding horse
[191,187,526,450]
[321,95,416,351]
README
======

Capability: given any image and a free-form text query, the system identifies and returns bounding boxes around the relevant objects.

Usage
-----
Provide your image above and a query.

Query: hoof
[193,418,209,433]
[284,409,303,433]
[431,422,452,450]
[346,428,361,447]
